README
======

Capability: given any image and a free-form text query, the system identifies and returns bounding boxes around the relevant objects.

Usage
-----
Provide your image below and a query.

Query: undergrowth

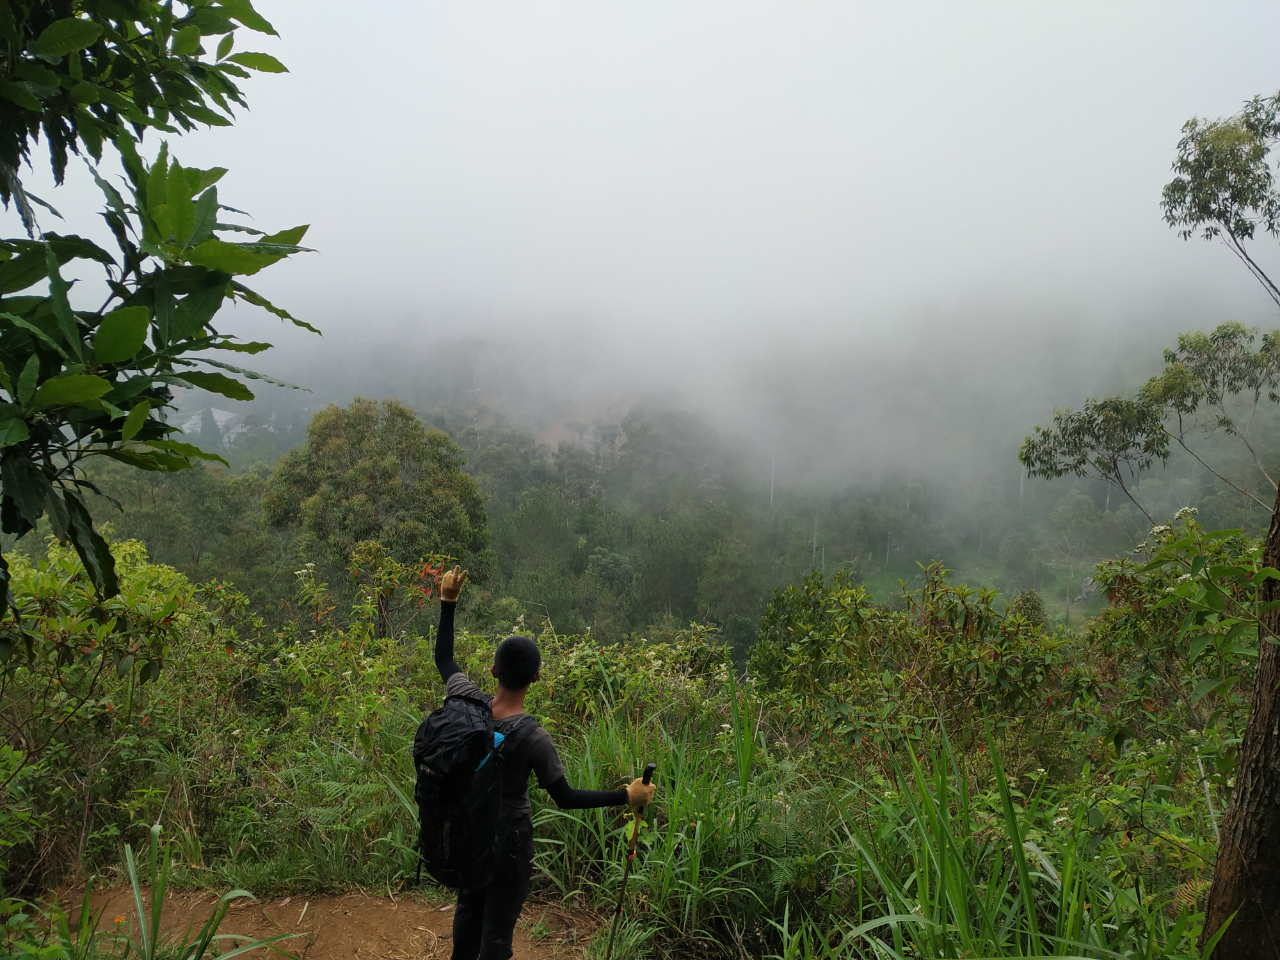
[0,533,1240,958]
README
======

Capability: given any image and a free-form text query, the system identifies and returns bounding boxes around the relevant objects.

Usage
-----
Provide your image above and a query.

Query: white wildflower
[1175,507,1199,521]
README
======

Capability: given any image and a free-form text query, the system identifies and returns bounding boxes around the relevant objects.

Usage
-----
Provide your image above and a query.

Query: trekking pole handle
[642,762,656,785]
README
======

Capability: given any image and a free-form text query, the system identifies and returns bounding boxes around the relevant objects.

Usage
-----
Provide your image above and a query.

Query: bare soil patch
[57,886,597,960]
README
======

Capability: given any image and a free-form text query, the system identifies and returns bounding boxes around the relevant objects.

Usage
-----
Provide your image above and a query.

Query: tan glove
[439,565,468,603]
[625,777,656,807]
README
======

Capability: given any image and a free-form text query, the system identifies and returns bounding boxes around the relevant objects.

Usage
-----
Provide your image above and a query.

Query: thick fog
[13,1,1280,481]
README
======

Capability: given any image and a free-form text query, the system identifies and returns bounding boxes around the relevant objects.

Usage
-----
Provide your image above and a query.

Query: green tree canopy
[264,398,493,579]
[1027,89,1280,954]
[1161,90,1280,309]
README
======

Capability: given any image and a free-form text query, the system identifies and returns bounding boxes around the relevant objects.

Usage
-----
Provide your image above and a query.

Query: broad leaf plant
[0,0,315,666]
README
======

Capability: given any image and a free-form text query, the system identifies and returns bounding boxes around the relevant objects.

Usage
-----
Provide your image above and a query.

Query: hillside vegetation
[0,512,1245,957]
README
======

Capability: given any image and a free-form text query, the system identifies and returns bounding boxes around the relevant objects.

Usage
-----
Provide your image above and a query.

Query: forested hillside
[3,2,1280,958]
[71,380,1277,661]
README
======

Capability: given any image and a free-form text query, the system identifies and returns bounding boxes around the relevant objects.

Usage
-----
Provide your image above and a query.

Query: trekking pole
[604,762,655,960]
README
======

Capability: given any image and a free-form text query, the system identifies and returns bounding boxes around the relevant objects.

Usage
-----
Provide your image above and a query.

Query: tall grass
[123,823,296,960]
[162,674,1212,959]
[531,702,1213,959]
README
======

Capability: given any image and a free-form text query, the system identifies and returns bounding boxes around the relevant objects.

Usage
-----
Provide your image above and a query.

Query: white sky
[11,1,1280,422]
[214,2,1280,334]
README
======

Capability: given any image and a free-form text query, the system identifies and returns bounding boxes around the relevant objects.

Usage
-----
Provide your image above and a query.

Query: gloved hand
[625,777,657,807]
[439,565,468,603]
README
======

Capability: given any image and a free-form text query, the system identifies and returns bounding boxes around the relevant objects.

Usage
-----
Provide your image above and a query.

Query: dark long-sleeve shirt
[435,601,627,812]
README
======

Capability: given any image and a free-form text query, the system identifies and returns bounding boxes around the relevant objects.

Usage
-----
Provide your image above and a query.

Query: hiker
[433,565,656,960]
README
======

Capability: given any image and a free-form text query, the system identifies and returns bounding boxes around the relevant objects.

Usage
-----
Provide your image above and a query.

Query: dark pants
[451,815,534,960]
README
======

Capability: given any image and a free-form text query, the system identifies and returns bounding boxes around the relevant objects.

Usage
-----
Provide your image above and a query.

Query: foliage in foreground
[0,0,312,603]
[0,822,292,960]
[0,524,1246,958]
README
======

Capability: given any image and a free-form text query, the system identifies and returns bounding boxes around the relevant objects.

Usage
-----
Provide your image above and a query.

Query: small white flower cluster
[1151,525,1172,538]
[1175,506,1199,521]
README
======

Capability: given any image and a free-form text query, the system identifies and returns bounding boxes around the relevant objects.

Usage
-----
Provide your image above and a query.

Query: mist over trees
[4,3,1280,956]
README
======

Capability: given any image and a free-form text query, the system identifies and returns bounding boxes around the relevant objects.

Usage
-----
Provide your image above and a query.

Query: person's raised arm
[434,565,468,682]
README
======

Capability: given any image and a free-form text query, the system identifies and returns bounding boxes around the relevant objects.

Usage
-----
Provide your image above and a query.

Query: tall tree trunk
[1200,483,1280,957]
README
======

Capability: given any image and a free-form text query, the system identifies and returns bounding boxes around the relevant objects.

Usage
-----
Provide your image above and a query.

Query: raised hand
[440,565,468,603]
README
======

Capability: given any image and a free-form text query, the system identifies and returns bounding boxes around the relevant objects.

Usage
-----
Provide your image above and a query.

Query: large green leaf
[13,63,60,92]
[188,187,219,248]
[104,448,190,472]
[165,161,197,244]
[177,370,253,401]
[210,339,272,354]
[1,453,52,527]
[104,375,155,405]
[230,281,319,333]
[196,357,300,389]
[0,417,28,448]
[261,224,310,245]
[214,0,279,36]
[1191,677,1226,707]
[31,375,112,409]
[234,242,313,256]
[185,239,275,275]
[64,489,118,598]
[32,18,104,56]
[225,52,288,73]
[146,439,230,467]
[170,283,228,342]
[16,356,38,407]
[43,244,81,358]
[93,306,150,363]
[0,312,70,359]
[0,80,41,111]
[121,401,149,442]
[0,250,50,294]
[171,25,202,56]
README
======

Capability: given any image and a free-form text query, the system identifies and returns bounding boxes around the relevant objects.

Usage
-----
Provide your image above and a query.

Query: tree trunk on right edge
[1200,483,1280,958]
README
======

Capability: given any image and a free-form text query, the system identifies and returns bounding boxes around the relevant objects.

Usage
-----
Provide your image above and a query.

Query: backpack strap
[497,715,540,756]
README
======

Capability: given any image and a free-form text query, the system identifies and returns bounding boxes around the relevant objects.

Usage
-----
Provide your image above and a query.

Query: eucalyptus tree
[1023,91,1280,959]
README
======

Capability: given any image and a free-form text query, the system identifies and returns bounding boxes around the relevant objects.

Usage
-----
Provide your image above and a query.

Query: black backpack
[413,694,539,891]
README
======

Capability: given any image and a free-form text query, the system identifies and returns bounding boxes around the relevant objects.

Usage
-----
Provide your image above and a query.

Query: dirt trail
[66,886,597,960]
